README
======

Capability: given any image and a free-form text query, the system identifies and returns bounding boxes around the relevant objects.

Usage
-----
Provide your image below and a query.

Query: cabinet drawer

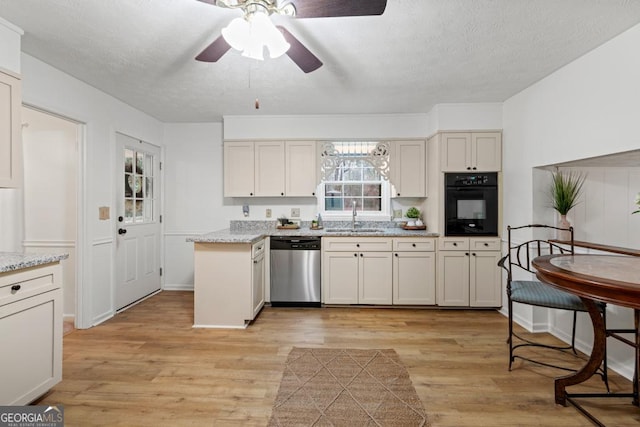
[393,238,435,252]
[470,238,501,251]
[0,268,58,307]
[323,237,392,252]
[252,239,266,258]
[439,238,470,251]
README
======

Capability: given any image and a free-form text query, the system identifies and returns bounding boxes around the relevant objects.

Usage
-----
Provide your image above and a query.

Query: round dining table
[532,254,640,425]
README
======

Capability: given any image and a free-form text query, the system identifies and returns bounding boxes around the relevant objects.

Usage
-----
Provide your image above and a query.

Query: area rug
[268,347,429,426]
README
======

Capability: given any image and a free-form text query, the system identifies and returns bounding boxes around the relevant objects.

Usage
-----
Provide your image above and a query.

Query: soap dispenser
[317,213,323,228]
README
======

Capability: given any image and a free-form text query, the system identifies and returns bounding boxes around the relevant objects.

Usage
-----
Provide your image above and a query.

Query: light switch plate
[291,208,300,218]
[99,206,110,220]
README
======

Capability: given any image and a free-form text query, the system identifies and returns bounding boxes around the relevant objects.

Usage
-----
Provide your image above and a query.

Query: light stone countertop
[0,252,70,273]
[187,227,440,244]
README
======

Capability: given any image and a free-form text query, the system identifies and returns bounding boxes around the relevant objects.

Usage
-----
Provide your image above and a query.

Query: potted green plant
[549,170,586,240]
[405,207,421,226]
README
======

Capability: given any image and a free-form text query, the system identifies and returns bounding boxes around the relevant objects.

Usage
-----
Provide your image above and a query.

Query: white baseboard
[163,283,194,291]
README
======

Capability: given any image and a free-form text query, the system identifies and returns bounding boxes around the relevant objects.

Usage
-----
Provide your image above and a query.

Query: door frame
[22,103,87,328]
[113,132,164,312]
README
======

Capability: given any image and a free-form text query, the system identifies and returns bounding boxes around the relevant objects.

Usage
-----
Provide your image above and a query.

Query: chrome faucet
[351,200,357,230]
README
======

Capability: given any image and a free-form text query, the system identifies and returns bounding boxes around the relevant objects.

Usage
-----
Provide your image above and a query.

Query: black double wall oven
[445,172,498,236]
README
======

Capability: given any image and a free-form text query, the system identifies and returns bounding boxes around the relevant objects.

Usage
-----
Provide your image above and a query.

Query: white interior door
[115,133,161,310]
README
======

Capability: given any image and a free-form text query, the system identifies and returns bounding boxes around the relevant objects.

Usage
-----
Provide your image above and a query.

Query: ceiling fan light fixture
[221,7,290,60]
[221,17,249,51]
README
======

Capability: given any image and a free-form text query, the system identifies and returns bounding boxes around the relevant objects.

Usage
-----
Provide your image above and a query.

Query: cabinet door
[0,288,62,405]
[224,141,255,197]
[323,251,359,304]
[393,252,436,305]
[285,141,317,197]
[471,132,502,172]
[254,141,285,196]
[437,251,470,306]
[251,253,265,318]
[391,140,426,197]
[0,71,22,188]
[440,133,471,172]
[359,252,393,304]
[470,251,502,307]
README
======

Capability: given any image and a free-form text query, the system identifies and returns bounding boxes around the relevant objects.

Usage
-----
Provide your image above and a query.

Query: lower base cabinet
[323,237,437,306]
[0,263,63,405]
[437,237,502,307]
[194,239,265,328]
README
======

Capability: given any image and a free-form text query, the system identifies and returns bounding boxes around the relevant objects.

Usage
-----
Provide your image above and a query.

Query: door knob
[118,228,127,235]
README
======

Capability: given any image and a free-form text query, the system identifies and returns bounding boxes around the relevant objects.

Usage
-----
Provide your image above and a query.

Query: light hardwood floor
[38,291,639,426]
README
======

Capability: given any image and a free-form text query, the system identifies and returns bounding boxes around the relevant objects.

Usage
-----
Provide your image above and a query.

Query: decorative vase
[557,214,572,241]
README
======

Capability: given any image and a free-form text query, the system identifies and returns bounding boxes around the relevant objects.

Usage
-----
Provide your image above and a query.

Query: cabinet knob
[472,167,477,170]
[484,243,488,247]
[312,192,315,196]
[356,243,360,248]
[397,193,401,196]
[354,253,358,257]
[472,252,476,256]
[465,252,470,256]
[11,284,21,292]
[360,253,363,257]
[394,253,398,257]
[412,243,416,247]
[250,192,253,196]
[281,192,284,196]
[453,242,457,246]
[466,167,471,170]
[253,260,258,264]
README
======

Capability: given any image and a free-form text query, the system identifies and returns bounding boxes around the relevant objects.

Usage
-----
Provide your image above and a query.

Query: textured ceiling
[2,0,640,122]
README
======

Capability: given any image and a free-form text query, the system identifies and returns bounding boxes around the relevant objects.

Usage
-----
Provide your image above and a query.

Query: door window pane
[123,147,156,224]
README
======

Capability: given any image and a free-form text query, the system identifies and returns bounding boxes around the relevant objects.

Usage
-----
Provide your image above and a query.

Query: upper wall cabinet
[440,132,502,172]
[390,140,426,197]
[0,70,22,188]
[223,140,317,197]
[224,141,255,197]
[285,140,317,197]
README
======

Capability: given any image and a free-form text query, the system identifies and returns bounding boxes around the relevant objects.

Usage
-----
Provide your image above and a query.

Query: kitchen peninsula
[0,252,68,405]
[188,221,447,328]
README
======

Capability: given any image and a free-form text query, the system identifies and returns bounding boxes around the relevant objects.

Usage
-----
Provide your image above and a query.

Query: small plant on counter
[405,207,421,219]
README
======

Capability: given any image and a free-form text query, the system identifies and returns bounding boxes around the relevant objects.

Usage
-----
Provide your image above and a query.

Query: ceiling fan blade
[195,35,232,62]
[285,0,387,18]
[277,26,323,73]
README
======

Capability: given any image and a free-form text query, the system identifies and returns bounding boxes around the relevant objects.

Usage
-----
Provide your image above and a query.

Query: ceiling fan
[195,0,387,73]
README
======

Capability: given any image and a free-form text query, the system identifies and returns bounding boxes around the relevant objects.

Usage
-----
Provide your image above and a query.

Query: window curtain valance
[319,141,391,181]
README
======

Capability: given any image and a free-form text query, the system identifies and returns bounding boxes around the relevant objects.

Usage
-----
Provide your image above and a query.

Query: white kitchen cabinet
[251,240,266,317]
[224,140,317,197]
[392,238,436,305]
[0,69,22,188]
[254,141,285,196]
[285,140,317,197]
[323,237,393,305]
[391,140,426,197]
[224,141,255,197]
[194,239,265,328]
[437,237,501,307]
[0,263,62,405]
[440,132,502,172]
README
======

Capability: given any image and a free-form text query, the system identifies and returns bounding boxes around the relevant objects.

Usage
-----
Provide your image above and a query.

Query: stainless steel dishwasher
[270,236,321,307]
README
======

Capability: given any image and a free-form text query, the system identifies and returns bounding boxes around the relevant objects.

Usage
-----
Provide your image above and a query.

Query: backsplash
[230,220,403,232]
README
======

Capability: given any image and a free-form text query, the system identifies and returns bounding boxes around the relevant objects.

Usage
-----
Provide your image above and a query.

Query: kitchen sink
[325,228,384,233]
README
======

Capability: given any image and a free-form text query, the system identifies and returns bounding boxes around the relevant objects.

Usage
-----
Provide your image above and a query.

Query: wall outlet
[266,208,272,218]
[242,205,250,217]
[291,208,300,218]
[393,209,402,219]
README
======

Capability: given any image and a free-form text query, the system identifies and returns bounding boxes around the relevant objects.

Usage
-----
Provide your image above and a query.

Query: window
[318,141,390,219]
